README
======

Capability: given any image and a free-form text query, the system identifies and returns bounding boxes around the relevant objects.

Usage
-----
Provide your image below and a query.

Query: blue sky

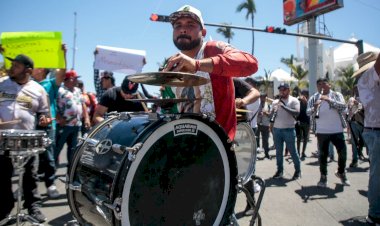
[1,0,379,95]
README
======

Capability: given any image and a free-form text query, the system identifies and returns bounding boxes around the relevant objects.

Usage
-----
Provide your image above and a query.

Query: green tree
[236,0,256,55]
[336,65,356,98]
[262,69,272,94]
[280,54,294,66]
[289,64,308,89]
[216,23,235,44]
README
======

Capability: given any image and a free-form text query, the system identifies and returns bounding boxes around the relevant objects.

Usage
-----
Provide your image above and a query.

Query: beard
[173,35,202,51]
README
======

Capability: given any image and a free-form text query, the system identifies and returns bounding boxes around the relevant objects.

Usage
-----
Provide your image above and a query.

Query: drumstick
[136,92,149,112]
[0,119,22,126]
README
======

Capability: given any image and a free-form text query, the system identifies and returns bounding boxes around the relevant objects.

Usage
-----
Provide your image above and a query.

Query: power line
[356,0,380,12]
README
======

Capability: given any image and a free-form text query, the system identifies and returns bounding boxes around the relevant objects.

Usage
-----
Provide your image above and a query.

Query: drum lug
[68,182,82,192]
[85,138,99,147]
[101,197,122,220]
[118,112,131,120]
[112,143,143,157]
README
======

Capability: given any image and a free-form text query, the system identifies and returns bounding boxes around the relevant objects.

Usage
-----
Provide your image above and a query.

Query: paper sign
[94,45,146,74]
[1,31,65,69]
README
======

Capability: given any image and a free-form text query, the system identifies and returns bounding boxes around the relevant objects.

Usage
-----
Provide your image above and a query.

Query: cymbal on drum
[128,72,209,87]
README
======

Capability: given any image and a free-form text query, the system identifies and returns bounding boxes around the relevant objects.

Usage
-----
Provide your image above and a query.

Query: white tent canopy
[270,68,297,96]
[270,68,297,82]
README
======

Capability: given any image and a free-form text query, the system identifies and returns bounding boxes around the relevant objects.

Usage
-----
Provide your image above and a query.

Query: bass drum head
[120,117,237,226]
[234,122,257,185]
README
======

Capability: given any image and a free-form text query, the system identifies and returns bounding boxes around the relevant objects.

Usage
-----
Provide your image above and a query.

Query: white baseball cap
[169,5,204,29]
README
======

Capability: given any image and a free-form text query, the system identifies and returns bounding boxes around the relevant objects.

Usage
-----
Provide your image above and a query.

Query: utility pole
[72,12,77,70]
[308,17,318,96]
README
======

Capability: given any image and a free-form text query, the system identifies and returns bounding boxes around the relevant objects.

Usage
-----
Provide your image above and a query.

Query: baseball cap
[121,76,139,95]
[65,70,80,80]
[6,54,34,69]
[278,82,290,89]
[169,5,204,29]
[101,71,114,78]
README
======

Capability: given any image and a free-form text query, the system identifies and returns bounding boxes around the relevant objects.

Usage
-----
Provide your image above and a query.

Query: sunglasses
[102,76,111,80]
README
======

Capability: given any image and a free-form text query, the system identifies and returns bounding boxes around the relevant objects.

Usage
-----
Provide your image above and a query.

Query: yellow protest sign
[1,31,65,69]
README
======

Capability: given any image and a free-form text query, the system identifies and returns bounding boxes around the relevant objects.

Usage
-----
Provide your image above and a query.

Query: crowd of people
[0,4,379,226]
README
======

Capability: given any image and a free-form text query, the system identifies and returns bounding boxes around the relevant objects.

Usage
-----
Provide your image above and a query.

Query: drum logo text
[174,123,198,136]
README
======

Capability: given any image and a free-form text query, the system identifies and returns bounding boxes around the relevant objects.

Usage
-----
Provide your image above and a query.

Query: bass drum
[233,122,257,185]
[67,112,238,226]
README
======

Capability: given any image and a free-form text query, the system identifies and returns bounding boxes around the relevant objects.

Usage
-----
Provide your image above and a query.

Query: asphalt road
[9,131,370,226]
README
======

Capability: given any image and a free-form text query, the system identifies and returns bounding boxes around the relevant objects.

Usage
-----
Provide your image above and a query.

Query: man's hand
[163,53,197,73]
[38,115,53,127]
[235,98,247,109]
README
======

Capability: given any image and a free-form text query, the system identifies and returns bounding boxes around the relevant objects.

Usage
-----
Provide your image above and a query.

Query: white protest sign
[94,45,146,74]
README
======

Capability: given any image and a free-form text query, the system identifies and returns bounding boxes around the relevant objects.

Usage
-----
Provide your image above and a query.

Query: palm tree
[263,69,272,94]
[236,0,256,55]
[280,54,294,66]
[289,64,308,89]
[216,23,235,44]
[336,65,356,98]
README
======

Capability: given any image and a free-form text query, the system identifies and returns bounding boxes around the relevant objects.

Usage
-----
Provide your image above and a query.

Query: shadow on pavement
[347,167,369,173]
[358,189,368,198]
[295,184,344,202]
[265,177,293,187]
[47,212,75,226]
[340,215,368,226]
[305,159,320,166]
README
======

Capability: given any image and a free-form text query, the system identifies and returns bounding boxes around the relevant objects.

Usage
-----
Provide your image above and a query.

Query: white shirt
[0,76,49,130]
[358,67,380,128]
[246,98,260,129]
[273,95,300,129]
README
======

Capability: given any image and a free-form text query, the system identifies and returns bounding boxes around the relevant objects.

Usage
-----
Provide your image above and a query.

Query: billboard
[283,0,343,26]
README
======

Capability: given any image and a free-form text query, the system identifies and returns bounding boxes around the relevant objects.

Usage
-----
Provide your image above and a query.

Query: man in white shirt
[355,51,380,225]
[270,82,301,180]
[0,54,50,224]
[307,78,349,187]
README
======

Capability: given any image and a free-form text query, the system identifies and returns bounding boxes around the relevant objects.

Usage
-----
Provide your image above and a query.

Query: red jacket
[204,41,258,140]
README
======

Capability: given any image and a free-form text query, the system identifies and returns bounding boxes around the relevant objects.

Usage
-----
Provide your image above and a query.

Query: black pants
[0,155,41,220]
[256,125,270,154]
[316,133,347,176]
[295,123,310,155]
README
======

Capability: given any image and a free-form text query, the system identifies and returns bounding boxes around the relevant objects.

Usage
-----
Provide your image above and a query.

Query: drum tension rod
[99,197,122,220]
[112,143,143,155]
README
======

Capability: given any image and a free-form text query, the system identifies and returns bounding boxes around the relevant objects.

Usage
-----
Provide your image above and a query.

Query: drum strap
[248,108,259,123]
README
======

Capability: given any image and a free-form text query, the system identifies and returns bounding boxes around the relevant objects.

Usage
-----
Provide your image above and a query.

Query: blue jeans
[363,130,380,219]
[38,128,57,188]
[55,125,80,167]
[273,128,301,173]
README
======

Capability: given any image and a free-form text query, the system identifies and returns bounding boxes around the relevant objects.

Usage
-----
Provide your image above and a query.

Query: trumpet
[315,88,324,119]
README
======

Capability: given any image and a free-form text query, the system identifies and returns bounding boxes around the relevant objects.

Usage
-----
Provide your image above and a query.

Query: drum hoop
[66,115,119,225]
[0,129,46,137]
[235,122,257,185]
[121,118,232,226]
